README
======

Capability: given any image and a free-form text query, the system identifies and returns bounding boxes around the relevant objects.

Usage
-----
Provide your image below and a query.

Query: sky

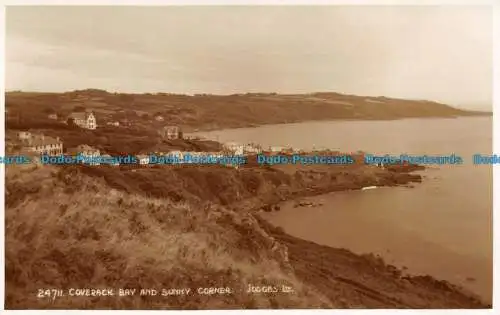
[5,5,493,109]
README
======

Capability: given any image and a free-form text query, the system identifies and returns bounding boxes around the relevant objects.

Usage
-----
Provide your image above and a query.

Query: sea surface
[193,116,493,302]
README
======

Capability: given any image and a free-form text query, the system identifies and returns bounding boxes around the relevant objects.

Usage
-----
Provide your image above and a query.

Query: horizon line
[5,88,493,108]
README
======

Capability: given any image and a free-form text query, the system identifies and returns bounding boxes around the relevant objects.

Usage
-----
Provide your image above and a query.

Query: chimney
[56,136,60,142]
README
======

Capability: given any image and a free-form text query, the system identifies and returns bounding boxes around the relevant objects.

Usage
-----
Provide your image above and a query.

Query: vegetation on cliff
[5,164,488,309]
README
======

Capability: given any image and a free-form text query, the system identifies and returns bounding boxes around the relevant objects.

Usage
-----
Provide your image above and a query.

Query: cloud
[5,6,492,108]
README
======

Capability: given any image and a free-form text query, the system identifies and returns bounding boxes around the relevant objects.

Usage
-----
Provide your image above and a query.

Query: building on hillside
[106,121,120,127]
[48,113,58,120]
[17,131,32,141]
[243,143,262,154]
[136,154,150,165]
[67,111,97,130]
[159,125,182,140]
[224,142,244,155]
[269,146,285,153]
[67,144,101,165]
[21,134,63,156]
[154,114,164,122]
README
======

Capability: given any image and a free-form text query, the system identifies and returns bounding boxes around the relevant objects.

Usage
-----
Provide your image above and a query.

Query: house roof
[162,125,180,131]
[26,135,62,147]
[68,112,86,120]
[68,111,93,120]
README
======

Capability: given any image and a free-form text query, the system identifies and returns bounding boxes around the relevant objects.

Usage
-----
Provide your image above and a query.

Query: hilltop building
[67,111,97,130]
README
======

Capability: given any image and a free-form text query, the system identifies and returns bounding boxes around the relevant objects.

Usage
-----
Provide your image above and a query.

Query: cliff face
[5,163,488,309]
[60,161,422,213]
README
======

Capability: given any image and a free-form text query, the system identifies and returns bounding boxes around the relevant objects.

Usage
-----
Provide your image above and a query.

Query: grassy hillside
[5,90,489,132]
[6,165,326,309]
[5,164,488,309]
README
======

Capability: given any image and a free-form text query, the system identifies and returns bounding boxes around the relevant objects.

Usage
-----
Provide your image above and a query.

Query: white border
[0,0,497,5]
[1,2,5,313]
[492,0,499,311]
[1,1,497,315]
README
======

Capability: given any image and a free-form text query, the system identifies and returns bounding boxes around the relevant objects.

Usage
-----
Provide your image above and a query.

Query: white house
[244,143,262,154]
[136,154,150,165]
[17,131,32,141]
[224,142,244,155]
[159,125,182,140]
[68,111,97,130]
[67,144,101,165]
[106,121,120,127]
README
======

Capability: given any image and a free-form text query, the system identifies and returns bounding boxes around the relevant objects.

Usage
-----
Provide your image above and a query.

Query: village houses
[17,131,63,156]
[223,142,244,155]
[67,111,97,130]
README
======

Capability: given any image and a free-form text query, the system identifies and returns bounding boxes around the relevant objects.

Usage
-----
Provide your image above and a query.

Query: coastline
[184,114,492,134]
[4,95,492,308]
[260,186,492,305]
[6,159,491,308]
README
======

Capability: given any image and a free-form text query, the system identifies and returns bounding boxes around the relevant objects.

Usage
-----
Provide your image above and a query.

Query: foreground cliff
[5,163,488,309]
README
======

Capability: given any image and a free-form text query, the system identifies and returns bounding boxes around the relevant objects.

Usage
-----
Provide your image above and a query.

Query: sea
[193,116,493,303]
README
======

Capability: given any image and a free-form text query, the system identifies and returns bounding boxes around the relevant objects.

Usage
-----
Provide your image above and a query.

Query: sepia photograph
[3,3,494,310]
